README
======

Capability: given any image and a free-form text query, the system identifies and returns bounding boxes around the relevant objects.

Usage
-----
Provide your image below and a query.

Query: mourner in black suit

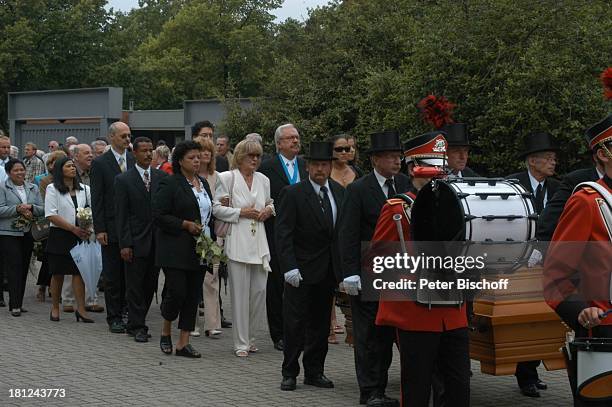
[91,121,135,333]
[115,137,167,343]
[441,123,480,177]
[276,142,345,392]
[506,132,561,398]
[537,164,603,242]
[339,131,410,407]
[259,123,308,351]
[153,140,215,358]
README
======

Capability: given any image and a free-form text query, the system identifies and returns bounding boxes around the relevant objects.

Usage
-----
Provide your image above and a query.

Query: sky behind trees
[106,0,330,21]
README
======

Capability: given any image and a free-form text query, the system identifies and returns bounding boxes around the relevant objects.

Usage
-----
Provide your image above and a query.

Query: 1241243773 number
[9,388,66,398]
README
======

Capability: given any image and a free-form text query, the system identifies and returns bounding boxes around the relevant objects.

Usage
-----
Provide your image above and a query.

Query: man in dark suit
[441,123,480,177]
[506,132,561,397]
[115,137,166,343]
[276,141,345,392]
[339,130,410,407]
[91,121,135,333]
[537,152,604,242]
[259,123,307,351]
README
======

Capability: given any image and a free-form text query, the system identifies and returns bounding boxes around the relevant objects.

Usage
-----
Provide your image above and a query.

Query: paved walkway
[0,273,573,406]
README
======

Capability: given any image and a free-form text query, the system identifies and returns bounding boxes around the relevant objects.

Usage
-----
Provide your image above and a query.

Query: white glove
[342,275,362,296]
[527,249,543,268]
[284,269,303,288]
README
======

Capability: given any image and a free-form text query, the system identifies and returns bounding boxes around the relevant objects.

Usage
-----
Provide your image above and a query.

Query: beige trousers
[228,260,267,351]
[203,262,221,331]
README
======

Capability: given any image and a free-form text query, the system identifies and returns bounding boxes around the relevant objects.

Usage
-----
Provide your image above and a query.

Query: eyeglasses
[334,147,351,153]
[247,154,261,160]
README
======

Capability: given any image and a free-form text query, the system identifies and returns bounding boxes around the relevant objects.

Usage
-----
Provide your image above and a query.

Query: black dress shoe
[109,321,126,333]
[520,384,541,398]
[175,344,201,358]
[134,330,149,343]
[366,394,400,407]
[221,317,232,328]
[535,380,547,390]
[274,340,284,351]
[304,373,334,388]
[160,335,173,354]
[280,376,296,391]
[359,394,370,405]
[10,309,21,317]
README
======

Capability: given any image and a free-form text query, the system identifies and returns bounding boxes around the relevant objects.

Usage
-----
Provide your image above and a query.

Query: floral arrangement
[195,232,227,267]
[12,214,34,230]
[76,207,93,231]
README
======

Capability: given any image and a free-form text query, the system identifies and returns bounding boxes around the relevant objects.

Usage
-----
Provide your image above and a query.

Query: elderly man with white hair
[258,124,307,351]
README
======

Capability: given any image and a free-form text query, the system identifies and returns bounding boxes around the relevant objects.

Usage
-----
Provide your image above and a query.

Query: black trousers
[266,255,284,343]
[397,328,470,407]
[282,278,335,378]
[0,234,34,310]
[101,242,126,324]
[515,360,541,387]
[125,253,160,332]
[161,266,205,331]
[349,297,395,399]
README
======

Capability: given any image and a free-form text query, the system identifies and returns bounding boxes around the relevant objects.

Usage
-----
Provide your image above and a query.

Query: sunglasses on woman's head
[334,147,351,153]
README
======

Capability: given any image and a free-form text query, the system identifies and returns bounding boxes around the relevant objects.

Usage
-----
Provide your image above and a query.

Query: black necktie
[385,178,396,199]
[534,183,544,215]
[319,185,334,227]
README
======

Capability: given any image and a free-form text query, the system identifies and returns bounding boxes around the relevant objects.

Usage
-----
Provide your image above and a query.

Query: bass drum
[411,178,537,272]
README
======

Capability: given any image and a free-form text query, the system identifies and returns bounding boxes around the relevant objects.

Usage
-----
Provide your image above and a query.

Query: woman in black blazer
[153,140,215,358]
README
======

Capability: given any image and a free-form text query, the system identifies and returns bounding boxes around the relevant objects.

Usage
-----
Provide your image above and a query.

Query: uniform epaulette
[386,198,405,205]
[582,186,597,194]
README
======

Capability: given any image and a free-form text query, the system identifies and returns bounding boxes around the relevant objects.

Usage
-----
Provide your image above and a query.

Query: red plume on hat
[417,94,456,129]
[601,67,612,100]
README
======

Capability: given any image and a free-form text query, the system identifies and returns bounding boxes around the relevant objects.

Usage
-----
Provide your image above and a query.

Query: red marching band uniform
[371,132,470,407]
[543,114,612,406]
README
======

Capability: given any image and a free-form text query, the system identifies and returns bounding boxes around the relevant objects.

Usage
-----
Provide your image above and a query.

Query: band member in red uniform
[543,114,612,407]
[373,131,470,407]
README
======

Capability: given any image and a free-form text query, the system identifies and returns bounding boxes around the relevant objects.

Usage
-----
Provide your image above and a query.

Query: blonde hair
[232,140,263,169]
[193,136,216,174]
[47,150,68,171]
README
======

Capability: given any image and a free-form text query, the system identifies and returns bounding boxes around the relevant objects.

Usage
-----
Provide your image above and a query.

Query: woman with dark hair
[328,134,364,343]
[45,157,93,323]
[0,159,44,316]
[153,140,215,358]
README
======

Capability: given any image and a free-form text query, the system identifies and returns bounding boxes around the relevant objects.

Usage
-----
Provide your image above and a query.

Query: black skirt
[48,253,80,276]
[46,227,80,276]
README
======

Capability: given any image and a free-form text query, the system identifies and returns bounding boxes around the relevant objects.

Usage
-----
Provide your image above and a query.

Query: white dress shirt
[309,178,338,225]
[373,169,395,197]
[528,170,548,207]
[111,147,127,169]
[279,154,300,182]
[0,157,9,183]
[135,164,151,184]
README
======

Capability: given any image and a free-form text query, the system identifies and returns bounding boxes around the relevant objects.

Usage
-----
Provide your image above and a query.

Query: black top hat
[519,132,560,158]
[368,130,403,153]
[585,114,612,151]
[304,141,336,161]
[440,123,471,147]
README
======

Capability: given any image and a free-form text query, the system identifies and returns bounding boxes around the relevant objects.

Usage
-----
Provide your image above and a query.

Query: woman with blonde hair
[191,136,224,338]
[213,140,274,357]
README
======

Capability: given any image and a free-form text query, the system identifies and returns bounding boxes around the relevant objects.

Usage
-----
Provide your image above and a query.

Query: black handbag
[31,218,51,241]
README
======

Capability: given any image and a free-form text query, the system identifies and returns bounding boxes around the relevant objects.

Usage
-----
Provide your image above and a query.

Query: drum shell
[568,338,612,402]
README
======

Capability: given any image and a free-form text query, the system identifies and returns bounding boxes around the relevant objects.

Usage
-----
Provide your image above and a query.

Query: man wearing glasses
[506,132,561,398]
[259,124,307,352]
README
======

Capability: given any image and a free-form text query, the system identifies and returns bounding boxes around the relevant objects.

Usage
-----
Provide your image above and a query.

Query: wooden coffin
[469,267,570,375]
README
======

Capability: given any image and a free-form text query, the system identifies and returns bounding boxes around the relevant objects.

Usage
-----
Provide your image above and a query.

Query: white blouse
[213,170,274,269]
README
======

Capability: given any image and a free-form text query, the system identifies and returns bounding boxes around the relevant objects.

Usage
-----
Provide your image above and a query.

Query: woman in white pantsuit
[213,140,274,357]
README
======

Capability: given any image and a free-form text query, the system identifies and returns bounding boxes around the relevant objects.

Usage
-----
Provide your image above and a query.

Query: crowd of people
[0,105,610,407]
